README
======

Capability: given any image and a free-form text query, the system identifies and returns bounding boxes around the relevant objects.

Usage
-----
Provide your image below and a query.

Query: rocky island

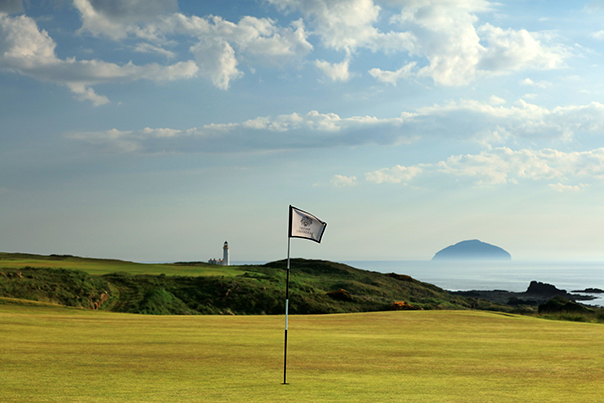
[432,239,511,261]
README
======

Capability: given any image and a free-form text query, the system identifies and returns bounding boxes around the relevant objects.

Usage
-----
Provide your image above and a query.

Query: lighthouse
[222,241,230,266]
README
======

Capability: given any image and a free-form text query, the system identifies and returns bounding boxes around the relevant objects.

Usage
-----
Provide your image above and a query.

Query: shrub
[326,289,353,302]
[389,301,422,311]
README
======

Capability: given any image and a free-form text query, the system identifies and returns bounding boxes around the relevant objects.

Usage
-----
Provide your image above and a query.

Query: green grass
[1,302,603,402]
[2,254,507,315]
[0,252,246,276]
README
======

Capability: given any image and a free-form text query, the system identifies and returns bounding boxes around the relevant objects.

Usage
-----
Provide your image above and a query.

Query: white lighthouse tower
[222,241,230,266]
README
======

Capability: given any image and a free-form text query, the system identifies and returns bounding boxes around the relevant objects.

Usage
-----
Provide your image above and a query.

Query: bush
[389,301,422,311]
[326,289,353,302]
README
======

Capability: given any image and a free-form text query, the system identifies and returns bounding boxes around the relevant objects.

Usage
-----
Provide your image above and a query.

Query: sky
[2,0,604,263]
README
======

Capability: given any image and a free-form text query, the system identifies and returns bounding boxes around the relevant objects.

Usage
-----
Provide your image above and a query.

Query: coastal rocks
[572,288,604,293]
[451,281,595,307]
[525,281,569,297]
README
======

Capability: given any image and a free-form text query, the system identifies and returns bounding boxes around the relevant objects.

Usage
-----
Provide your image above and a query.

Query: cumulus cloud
[1,0,574,100]
[0,13,198,105]
[71,0,314,90]
[66,99,604,152]
[412,99,604,143]
[134,42,176,59]
[190,38,242,90]
[477,24,566,72]
[521,78,552,88]
[267,0,382,53]
[74,0,179,40]
[331,175,359,187]
[364,147,604,188]
[365,165,422,184]
[369,62,416,85]
[315,58,351,82]
[549,182,588,192]
[67,110,409,153]
[372,0,568,86]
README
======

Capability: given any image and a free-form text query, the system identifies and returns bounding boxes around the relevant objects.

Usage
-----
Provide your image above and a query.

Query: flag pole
[283,236,291,385]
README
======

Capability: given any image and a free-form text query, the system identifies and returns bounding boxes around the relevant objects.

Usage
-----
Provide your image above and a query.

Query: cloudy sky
[2,0,604,263]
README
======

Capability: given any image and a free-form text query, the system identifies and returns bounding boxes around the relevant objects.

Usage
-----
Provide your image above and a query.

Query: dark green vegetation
[1,252,509,315]
[2,252,603,321]
[538,296,604,323]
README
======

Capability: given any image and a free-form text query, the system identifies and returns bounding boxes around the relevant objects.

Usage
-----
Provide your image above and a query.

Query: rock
[525,281,567,296]
[572,288,604,294]
[432,239,511,260]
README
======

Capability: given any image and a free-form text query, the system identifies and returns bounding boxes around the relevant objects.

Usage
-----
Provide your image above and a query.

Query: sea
[233,260,604,307]
[342,260,604,307]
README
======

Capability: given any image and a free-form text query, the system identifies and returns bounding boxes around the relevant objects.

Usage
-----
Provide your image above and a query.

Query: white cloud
[549,182,588,192]
[489,95,506,105]
[2,0,573,99]
[190,38,242,90]
[267,0,382,53]
[72,1,313,90]
[478,24,566,72]
[365,147,604,188]
[591,30,604,40]
[0,13,198,104]
[413,99,604,143]
[371,0,568,86]
[66,110,409,153]
[331,175,359,187]
[390,0,487,85]
[66,99,604,152]
[365,165,422,184]
[315,58,351,82]
[521,78,552,89]
[369,62,416,85]
[134,42,176,58]
[74,0,178,40]
[66,82,110,106]
[242,113,304,131]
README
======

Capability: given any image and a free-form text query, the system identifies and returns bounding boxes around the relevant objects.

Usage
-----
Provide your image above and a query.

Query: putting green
[1,302,603,402]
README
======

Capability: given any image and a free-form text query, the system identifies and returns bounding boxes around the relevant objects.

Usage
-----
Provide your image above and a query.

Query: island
[432,239,511,261]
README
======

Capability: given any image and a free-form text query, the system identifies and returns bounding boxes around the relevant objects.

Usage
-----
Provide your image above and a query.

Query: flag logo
[300,215,313,227]
[289,205,327,243]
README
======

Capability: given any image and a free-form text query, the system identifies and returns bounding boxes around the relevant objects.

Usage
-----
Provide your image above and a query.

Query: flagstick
[283,237,291,385]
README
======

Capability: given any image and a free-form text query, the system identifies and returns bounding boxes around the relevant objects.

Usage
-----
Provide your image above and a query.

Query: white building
[222,241,229,266]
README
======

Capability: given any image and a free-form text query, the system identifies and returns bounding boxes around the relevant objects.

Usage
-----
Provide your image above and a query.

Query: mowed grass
[2,303,604,402]
[0,253,246,277]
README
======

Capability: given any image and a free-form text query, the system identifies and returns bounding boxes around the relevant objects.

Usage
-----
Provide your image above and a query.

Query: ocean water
[342,260,604,307]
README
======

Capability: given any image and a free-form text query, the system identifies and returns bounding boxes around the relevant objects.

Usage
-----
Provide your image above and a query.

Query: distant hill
[432,240,511,261]
[0,252,509,314]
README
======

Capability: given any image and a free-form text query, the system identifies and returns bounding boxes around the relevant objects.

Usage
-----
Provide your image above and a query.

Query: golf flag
[288,205,327,243]
[283,205,327,384]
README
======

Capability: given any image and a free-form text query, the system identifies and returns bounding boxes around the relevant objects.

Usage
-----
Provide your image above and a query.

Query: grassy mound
[0,253,510,315]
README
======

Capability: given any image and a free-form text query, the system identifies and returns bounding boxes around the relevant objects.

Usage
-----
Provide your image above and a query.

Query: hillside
[432,239,511,260]
[0,252,508,315]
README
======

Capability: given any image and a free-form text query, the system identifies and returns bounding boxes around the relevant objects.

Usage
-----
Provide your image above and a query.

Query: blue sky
[2,0,604,262]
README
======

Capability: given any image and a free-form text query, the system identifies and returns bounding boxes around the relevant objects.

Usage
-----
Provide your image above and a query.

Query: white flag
[289,205,327,243]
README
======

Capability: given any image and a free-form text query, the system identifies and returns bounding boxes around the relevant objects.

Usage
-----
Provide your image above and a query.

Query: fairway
[1,302,604,402]
[0,252,247,277]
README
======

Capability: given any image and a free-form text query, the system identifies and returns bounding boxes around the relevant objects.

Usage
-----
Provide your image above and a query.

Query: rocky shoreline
[450,281,598,306]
